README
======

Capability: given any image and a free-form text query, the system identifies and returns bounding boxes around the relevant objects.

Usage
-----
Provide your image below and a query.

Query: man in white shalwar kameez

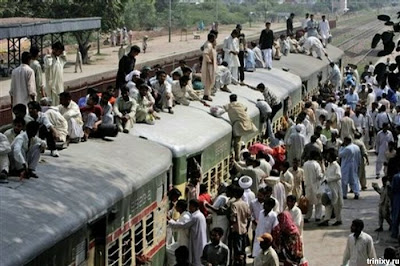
[40,98,68,143]
[342,219,376,266]
[339,137,362,199]
[10,52,36,107]
[319,15,330,47]
[223,30,240,81]
[303,151,323,222]
[44,42,67,106]
[301,36,328,60]
[10,121,46,179]
[319,151,343,226]
[250,41,265,68]
[214,62,237,93]
[59,92,84,141]
[206,184,230,243]
[168,199,207,266]
[286,125,306,165]
[375,123,394,178]
[328,62,341,92]
[252,198,278,257]
[0,133,11,182]
[167,199,191,266]
[30,46,45,101]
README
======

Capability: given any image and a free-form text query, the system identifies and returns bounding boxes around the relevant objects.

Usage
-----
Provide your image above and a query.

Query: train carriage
[131,104,233,196]
[273,45,344,98]
[0,135,172,266]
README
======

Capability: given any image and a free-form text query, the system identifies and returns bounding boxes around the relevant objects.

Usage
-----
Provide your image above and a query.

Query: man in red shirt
[80,93,102,141]
[198,184,213,217]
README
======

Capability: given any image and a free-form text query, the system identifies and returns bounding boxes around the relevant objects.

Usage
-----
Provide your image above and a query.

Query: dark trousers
[238,51,245,82]
[230,232,247,266]
[39,125,56,151]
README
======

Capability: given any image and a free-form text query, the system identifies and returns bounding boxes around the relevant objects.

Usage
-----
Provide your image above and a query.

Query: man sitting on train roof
[151,70,174,114]
[136,84,158,125]
[4,117,25,144]
[59,92,84,143]
[80,93,103,141]
[223,94,258,160]
[9,121,46,179]
[114,86,137,133]
[0,132,11,183]
[40,97,68,146]
[27,101,62,158]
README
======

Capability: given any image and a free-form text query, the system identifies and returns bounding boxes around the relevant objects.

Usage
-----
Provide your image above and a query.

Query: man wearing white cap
[126,70,141,100]
[239,176,255,206]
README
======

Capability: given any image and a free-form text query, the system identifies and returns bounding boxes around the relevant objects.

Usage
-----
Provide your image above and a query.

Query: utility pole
[169,0,172,43]
[216,0,219,22]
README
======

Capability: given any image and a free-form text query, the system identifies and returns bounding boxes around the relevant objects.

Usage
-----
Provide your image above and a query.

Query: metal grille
[107,240,120,266]
[146,213,154,247]
[121,230,132,266]
[134,222,144,255]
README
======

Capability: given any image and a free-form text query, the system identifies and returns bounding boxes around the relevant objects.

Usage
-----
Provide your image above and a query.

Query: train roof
[132,103,233,158]
[0,135,172,266]
[238,68,302,100]
[132,68,302,158]
[273,45,344,81]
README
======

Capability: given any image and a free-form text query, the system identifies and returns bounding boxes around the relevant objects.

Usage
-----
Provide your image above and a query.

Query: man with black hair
[59,91,84,142]
[172,75,201,106]
[151,70,174,114]
[168,199,207,266]
[259,22,274,70]
[229,186,251,266]
[28,101,60,157]
[169,199,191,248]
[116,45,140,91]
[286,13,295,36]
[10,121,46,179]
[4,117,25,144]
[339,136,361,199]
[252,197,278,257]
[114,86,137,133]
[201,227,229,266]
[224,94,257,160]
[44,41,66,105]
[30,46,44,100]
[303,150,323,223]
[10,51,36,107]
[80,93,102,141]
[342,219,376,266]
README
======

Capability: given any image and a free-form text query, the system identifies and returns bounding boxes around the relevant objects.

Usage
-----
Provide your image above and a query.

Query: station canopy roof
[0,17,101,39]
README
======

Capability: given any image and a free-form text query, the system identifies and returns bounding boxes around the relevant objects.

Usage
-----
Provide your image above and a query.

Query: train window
[146,213,154,247]
[75,239,86,265]
[134,221,144,255]
[121,230,132,266]
[210,167,217,194]
[107,240,120,266]
[187,155,202,182]
[302,82,308,97]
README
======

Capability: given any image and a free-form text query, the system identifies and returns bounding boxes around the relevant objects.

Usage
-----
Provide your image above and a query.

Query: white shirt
[252,210,278,257]
[12,132,45,166]
[342,232,377,266]
[319,20,330,38]
[151,80,172,95]
[9,64,36,107]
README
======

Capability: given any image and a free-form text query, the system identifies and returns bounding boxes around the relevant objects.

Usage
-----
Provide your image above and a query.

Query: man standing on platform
[259,22,274,70]
[319,15,330,47]
[10,52,36,107]
[30,46,45,101]
[339,137,361,199]
[44,42,66,106]
[342,219,376,266]
[116,45,140,92]
[286,13,295,36]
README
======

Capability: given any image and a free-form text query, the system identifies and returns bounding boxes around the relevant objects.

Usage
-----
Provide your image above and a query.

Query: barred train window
[135,221,144,255]
[107,240,119,266]
[121,230,132,266]
[146,213,154,246]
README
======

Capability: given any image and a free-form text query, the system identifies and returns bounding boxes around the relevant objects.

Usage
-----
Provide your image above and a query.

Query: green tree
[1,0,128,64]
[124,0,157,30]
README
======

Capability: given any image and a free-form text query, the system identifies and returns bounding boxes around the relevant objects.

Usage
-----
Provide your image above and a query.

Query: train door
[88,216,107,266]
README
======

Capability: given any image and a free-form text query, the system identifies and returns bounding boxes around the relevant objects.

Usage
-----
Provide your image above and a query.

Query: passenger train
[0,45,343,265]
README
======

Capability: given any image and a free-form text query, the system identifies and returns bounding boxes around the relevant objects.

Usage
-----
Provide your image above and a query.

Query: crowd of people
[2,12,400,266]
